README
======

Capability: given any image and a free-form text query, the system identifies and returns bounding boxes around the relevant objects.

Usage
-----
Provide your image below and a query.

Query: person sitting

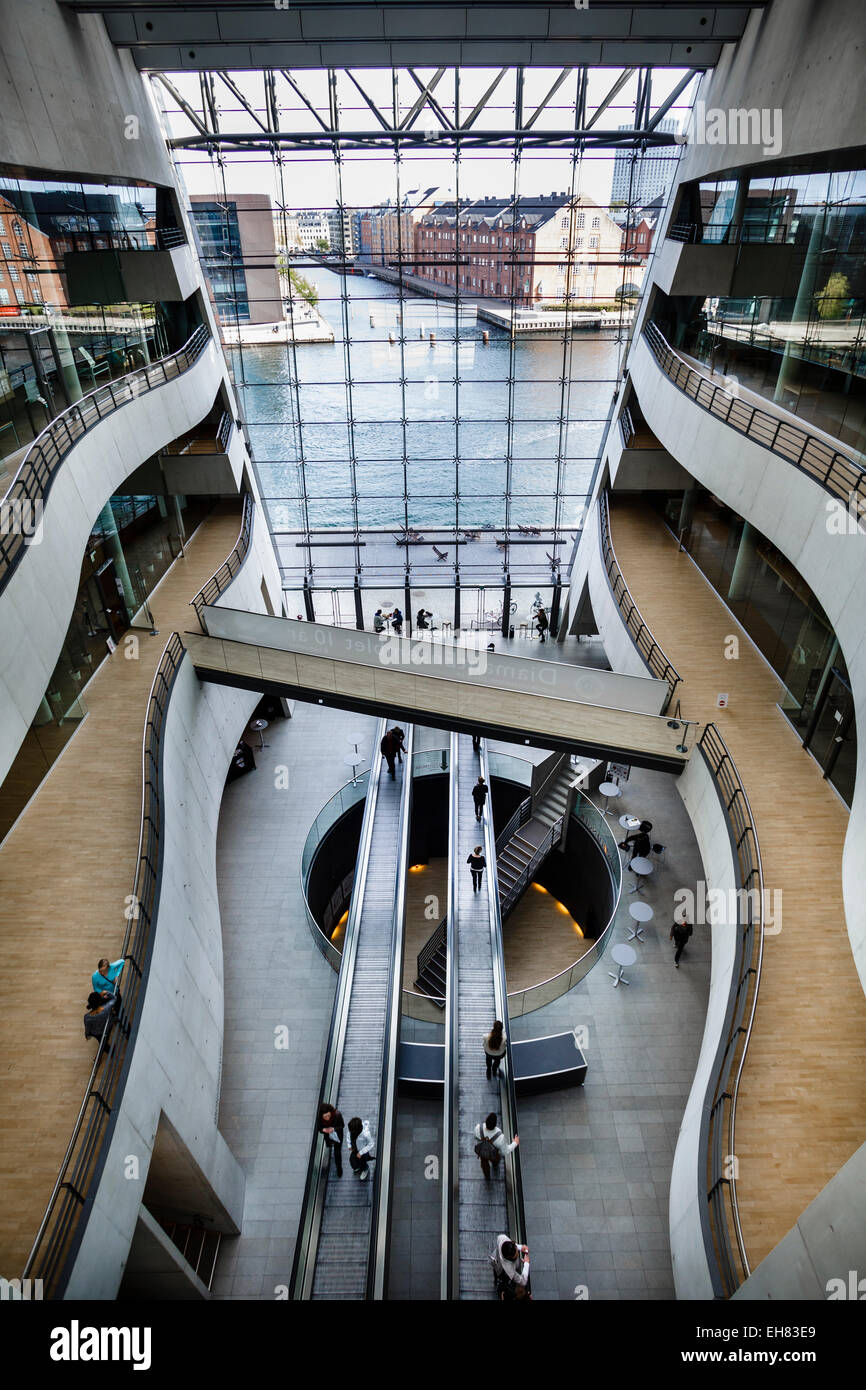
[373,609,386,634]
[390,606,404,635]
[83,991,119,1049]
[416,608,431,630]
[621,819,653,862]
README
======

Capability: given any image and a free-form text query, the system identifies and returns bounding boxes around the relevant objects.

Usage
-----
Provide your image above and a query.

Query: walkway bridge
[182,607,694,774]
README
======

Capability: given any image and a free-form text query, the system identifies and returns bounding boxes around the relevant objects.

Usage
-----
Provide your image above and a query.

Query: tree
[289,270,319,308]
[315,236,330,251]
[814,271,850,320]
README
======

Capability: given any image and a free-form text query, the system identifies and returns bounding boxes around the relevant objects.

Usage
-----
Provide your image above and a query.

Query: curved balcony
[642,322,865,506]
[0,325,229,789]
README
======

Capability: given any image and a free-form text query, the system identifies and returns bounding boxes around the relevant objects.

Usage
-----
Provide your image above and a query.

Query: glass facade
[663,165,866,454]
[159,65,698,618]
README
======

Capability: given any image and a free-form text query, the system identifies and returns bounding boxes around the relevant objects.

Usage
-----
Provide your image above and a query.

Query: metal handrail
[191,491,254,626]
[216,410,233,452]
[0,324,211,596]
[58,226,186,253]
[22,633,186,1296]
[480,741,528,1282]
[696,723,764,1297]
[500,818,563,918]
[290,719,386,1300]
[368,725,415,1299]
[667,219,791,246]
[620,405,635,448]
[643,321,866,506]
[441,730,461,1300]
[598,487,680,710]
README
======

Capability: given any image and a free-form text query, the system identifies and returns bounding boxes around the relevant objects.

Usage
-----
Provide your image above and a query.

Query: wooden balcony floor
[0,504,243,1276]
[610,497,865,1269]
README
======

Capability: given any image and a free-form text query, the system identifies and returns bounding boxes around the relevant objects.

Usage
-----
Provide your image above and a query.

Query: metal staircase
[415,758,570,1002]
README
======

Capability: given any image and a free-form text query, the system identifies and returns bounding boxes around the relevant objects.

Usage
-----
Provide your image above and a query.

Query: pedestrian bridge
[182,607,695,773]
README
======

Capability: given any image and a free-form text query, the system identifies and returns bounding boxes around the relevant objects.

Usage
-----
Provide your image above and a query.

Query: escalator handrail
[368,723,415,1299]
[480,742,529,1262]
[289,717,387,1300]
[440,730,461,1300]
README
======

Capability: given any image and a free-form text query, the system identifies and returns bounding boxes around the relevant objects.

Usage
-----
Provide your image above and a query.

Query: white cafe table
[628,900,654,942]
[608,942,636,987]
[628,855,653,895]
[598,781,621,817]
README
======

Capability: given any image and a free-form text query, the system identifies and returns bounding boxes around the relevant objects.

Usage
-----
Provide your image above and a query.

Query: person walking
[471,732,482,754]
[380,725,406,779]
[472,775,489,823]
[491,1235,531,1300]
[317,1101,345,1177]
[670,918,693,968]
[483,1019,507,1080]
[535,607,549,643]
[473,1112,519,1181]
[467,845,486,894]
[347,1117,375,1182]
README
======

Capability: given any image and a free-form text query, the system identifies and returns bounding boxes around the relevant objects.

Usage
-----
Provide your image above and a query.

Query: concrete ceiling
[59,1,766,71]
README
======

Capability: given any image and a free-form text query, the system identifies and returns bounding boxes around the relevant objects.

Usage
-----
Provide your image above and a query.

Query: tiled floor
[509,760,711,1300]
[212,700,378,1298]
[212,712,709,1301]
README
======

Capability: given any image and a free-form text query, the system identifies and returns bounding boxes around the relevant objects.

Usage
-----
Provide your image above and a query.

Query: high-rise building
[611,118,682,206]
[189,193,282,324]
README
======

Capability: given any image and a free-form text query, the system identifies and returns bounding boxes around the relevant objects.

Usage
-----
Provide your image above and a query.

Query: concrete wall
[631,336,866,1004]
[0,342,234,789]
[732,1142,866,1301]
[66,502,282,1298]
[0,0,176,187]
[565,494,656,682]
[669,746,743,1300]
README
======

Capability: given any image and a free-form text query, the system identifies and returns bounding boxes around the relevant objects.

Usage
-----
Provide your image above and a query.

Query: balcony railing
[23,634,186,1297]
[696,722,764,1298]
[598,487,680,711]
[190,491,254,627]
[58,226,186,253]
[0,324,210,598]
[620,405,635,449]
[667,219,791,246]
[643,322,866,506]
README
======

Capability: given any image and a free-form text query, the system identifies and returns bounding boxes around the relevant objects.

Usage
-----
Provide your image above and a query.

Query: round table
[249,718,269,749]
[599,781,622,817]
[628,900,654,942]
[619,814,641,830]
[608,941,637,987]
[347,730,368,755]
[628,855,653,896]
[343,752,366,785]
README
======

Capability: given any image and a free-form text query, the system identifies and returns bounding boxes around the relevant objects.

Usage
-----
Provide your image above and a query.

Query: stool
[651,843,666,862]
[518,623,529,638]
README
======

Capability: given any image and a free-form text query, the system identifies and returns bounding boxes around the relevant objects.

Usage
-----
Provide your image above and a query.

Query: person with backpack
[472,775,489,823]
[467,845,486,893]
[483,1019,507,1080]
[347,1117,375,1182]
[670,918,693,967]
[491,1235,531,1300]
[473,1111,518,1180]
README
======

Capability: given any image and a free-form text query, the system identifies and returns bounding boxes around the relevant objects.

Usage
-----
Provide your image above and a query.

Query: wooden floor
[0,504,243,1276]
[610,498,865,1268]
